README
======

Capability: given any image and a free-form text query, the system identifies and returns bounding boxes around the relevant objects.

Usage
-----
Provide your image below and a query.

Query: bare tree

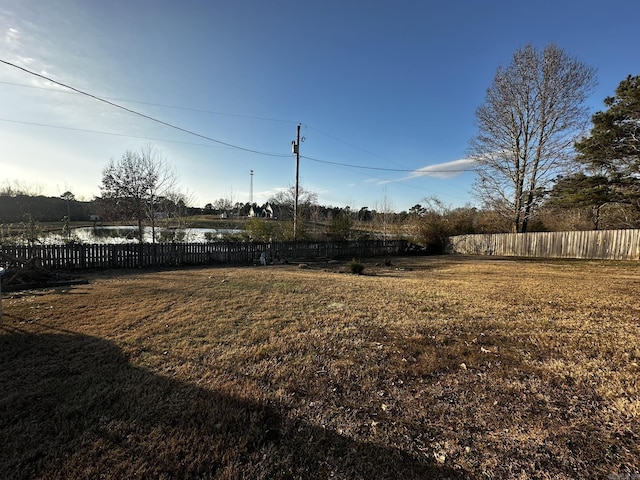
[212,194,235,213]
[101,145,178,243]
[269,185,318,220]
[373,188,396,242]
[161,188,195,228]
[470,44,596,232]
[207,188,237,217]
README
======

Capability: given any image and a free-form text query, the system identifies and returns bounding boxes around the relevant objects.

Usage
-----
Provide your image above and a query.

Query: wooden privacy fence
[447,229,640,261]
[0,240,407,270]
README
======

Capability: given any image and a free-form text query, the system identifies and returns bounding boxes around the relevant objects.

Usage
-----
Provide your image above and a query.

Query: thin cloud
[371,158,476,186]
[407,158,476,180]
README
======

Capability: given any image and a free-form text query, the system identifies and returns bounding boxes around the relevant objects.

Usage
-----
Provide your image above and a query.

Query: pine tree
[574,75,640,213]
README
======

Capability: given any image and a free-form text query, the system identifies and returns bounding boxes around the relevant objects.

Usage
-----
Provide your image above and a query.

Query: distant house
[248,203,274,219]
[89,214,101,222]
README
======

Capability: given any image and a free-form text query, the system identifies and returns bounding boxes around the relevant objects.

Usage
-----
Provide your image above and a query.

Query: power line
[304,124,410,170]
[0,59,290,158]
[0,118,469,175]
[0,80,439,172]
[1,59,473,178]
[0,80,298,124]
[0,118,287,154]
[301,154,474,173]
[301,151,475,201]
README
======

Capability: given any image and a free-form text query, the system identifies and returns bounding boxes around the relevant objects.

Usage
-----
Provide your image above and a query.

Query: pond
[44,226,244,244]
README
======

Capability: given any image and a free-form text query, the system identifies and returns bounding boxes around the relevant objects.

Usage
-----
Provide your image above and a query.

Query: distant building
[248,203,274,219]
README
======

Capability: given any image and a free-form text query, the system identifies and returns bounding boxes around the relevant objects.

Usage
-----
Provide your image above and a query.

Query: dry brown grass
[1,256,639,479]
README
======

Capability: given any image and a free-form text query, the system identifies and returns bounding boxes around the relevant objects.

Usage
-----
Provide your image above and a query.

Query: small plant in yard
[347,258,365,274]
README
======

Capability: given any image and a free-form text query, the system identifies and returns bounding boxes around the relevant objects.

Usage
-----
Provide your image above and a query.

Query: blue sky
[1,0,639,212]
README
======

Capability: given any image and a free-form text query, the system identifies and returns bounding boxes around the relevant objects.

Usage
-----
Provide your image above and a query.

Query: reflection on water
[45,226,244,244]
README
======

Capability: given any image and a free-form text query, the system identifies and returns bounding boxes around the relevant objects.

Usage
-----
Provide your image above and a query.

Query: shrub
[246,217,275,242]
[347,259,365,274]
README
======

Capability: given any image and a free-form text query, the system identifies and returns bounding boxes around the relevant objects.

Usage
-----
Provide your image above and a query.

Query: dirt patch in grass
[1,256,639,479]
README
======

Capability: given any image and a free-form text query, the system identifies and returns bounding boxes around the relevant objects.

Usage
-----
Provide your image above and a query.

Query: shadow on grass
[0,328,467,479]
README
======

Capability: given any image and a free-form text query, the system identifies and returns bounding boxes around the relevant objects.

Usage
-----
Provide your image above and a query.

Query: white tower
[250,169,254,204]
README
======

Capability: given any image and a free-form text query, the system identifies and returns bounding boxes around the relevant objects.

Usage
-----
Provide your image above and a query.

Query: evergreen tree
[574,75,640,213]
[327,212,352,240]
[546,173,613,229]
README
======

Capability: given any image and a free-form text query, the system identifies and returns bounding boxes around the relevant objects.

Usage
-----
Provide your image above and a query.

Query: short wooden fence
[0,240,408,270]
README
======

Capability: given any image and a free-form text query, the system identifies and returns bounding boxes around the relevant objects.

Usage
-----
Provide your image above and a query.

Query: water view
[44,226,244,244]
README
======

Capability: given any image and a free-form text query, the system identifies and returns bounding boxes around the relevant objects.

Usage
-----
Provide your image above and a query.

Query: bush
[347,259,365,274]
[246,217,275,242]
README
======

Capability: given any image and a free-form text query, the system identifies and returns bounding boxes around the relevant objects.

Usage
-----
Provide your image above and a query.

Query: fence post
[0,267,5,324]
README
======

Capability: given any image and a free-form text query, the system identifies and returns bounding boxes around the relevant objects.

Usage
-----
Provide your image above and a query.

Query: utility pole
[292,123,301,240]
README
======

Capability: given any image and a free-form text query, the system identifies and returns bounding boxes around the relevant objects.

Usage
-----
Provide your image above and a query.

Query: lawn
[1,256,639,479]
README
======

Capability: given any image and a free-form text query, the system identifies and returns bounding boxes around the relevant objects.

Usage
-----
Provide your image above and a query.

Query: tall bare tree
[101,145,178,243]
[470,44,596,232]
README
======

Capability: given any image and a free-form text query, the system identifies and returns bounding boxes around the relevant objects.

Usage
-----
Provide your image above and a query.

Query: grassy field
[1,256,639,479]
